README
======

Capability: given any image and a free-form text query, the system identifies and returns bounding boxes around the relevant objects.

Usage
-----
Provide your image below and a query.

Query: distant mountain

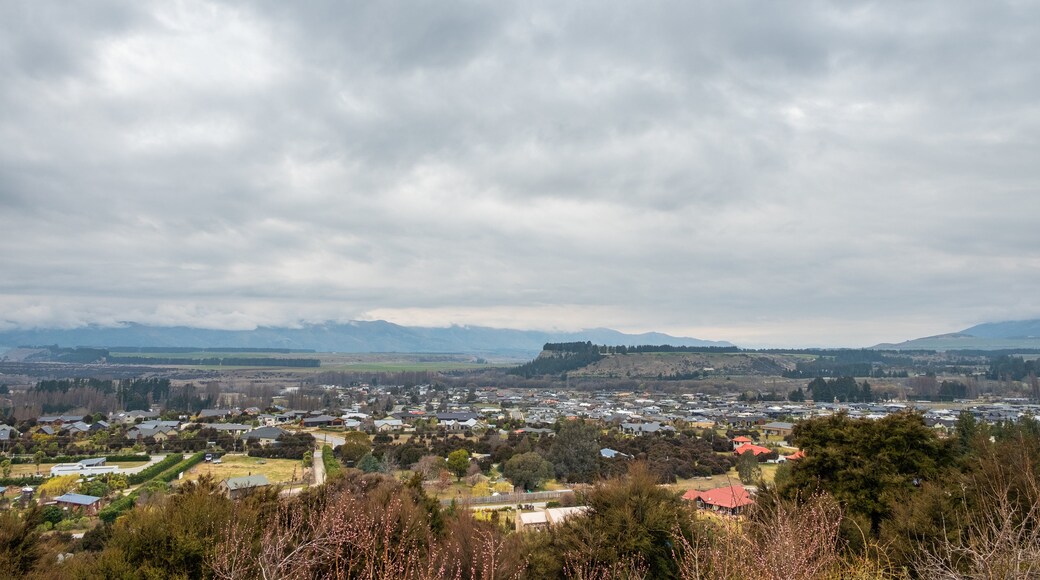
[960,319,1040,339]
[0,321,732,356]
[874,319,1040,351]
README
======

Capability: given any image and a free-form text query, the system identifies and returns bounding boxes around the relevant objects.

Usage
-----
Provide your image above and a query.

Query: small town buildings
[37,415,85,425]
[126,426,176,441]
[198,409,236,421]
[209,423,251,435]
[50,459,118,477]
[222,474,270,499]
[733,443,773,457]
[682,484,754,516]
[374,418,405,432]
[620,422,675,436]
[53,493,104,516]
[302,415,338,427]
[515,506,589,532]
[244,426,287,446]
[762,421,795,438]
[0,425,19,442]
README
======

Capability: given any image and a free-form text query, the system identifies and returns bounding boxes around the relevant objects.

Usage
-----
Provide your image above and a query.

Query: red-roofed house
[733,443,773,457]
[783,450,805,461]
[682,484,755,516]
[731,436,753,450]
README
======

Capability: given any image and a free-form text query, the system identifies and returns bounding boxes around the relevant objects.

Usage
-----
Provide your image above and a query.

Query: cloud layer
[1,1,1038,346]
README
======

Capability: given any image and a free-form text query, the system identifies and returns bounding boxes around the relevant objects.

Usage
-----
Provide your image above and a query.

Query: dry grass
[182,454,305,484]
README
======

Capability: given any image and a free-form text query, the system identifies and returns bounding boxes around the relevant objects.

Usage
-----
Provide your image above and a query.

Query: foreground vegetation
[2,411,1040,578]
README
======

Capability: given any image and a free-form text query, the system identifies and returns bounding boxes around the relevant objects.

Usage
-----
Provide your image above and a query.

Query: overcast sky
[1,1,1038,347]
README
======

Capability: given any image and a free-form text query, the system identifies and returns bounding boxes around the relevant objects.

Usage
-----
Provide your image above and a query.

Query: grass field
[668,464,779,493]
[10,460,149,477]
[182,454,305,484]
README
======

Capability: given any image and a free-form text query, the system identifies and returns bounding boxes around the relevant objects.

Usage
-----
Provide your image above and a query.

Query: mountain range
[0,321,732,356]
[874,319,1040,351]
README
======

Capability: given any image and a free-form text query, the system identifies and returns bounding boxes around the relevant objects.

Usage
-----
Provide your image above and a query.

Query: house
[50,461,118,477]
[126,426,175,441]
[78,457,107,467]
[221,474,270,499]
[436,412,480,422]
[53,493,104,516]
[61,421,104,436]
[733,443,773,457]
[117,410,160,424]
[515,506,589,532]
[731,436,753,449]
[139,420,181,431]
[302,415,337,427]
[38,415,84,425]
[782,450,806,462]
[209,423,251,435]
[599,448,632,459]
[0,425,19,442]
[198,409,236,421]
[374,418,405,432]
[441,418,486,432]
[762,421,795,438]
[682,485,754,516]
[244,426,287,446]
[620,422,675,436]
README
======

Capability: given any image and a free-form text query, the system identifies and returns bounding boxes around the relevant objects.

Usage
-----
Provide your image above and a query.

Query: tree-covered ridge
[106,355,320,367]
[509,342,604,377]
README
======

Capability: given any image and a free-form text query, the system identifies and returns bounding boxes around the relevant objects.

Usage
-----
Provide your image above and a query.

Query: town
[2,341,1039,577]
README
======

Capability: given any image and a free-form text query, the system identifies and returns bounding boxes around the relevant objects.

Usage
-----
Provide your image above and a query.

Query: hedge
[0,475,45,486]
[154,452,206,484]
[99,452,206,523]
[98,492,138,523]
[10,454,151,465]
[127,454,183,485]
[321,445,343,479]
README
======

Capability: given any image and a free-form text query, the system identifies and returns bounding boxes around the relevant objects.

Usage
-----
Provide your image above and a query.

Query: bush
[321,445,343,479]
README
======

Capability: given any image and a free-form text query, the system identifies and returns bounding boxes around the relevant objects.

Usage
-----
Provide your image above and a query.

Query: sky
[1,1,1038,348]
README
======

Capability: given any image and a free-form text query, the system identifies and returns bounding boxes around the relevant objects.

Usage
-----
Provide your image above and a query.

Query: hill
[569,351,802,379]
[0,321,731,356]
[960,319,1040,339]
[874,318,1040,351]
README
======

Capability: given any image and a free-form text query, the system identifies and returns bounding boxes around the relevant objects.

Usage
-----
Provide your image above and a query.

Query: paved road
[312,447,326,486]
[314,430,345,448]
[115,454,178,475]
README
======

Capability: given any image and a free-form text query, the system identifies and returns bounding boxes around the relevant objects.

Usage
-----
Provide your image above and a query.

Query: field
[106,350,510,372]
[182,454,306,484]
[668,464,780,493]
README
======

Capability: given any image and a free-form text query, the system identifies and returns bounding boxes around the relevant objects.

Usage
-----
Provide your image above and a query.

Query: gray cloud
[1,0,1039,346]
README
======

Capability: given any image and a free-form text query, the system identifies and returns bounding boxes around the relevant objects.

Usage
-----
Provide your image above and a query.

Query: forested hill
[0,321,731,356]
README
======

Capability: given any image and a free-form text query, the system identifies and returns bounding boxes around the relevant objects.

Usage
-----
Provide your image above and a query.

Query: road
[115,454,178,475]
[312,446,326,486]
[313,430,345,448]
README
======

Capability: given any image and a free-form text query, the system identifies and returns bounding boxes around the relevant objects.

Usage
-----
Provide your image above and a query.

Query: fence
[440,489,574,506]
